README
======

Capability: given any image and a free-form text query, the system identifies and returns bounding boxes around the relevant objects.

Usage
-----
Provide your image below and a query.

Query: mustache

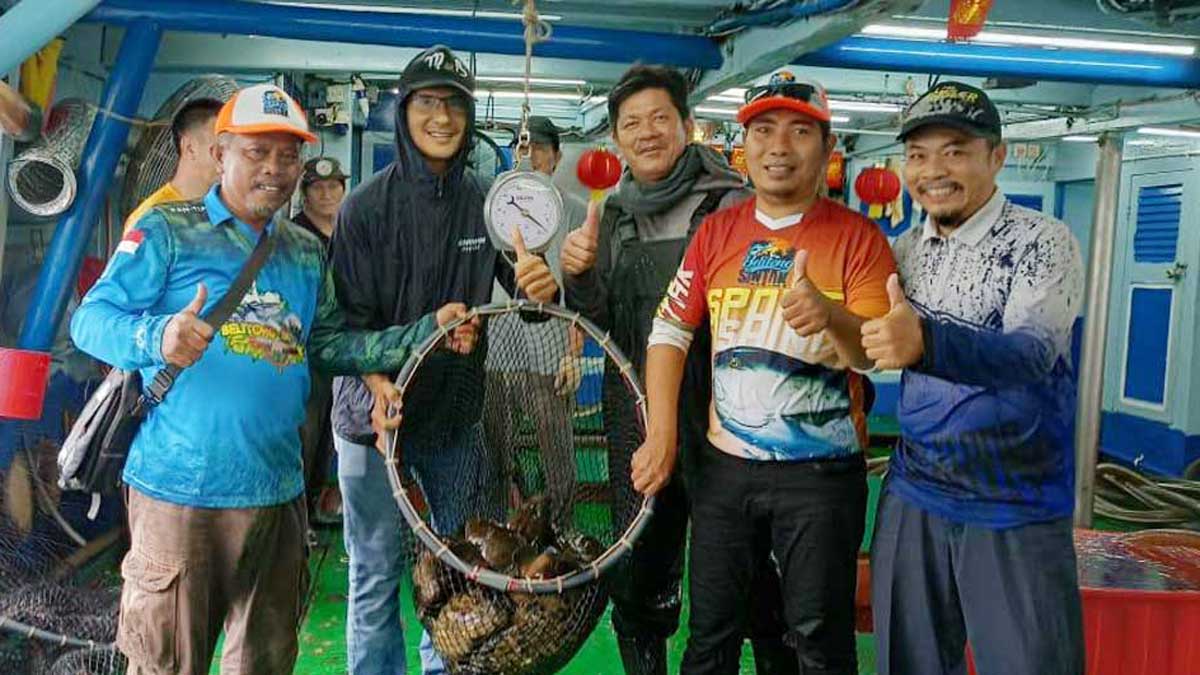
[916,180,962,193]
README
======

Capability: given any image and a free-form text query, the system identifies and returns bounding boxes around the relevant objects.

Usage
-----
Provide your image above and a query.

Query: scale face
[484,170,564,254]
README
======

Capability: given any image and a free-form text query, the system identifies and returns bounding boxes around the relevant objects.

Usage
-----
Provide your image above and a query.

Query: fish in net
[383,301,652,674]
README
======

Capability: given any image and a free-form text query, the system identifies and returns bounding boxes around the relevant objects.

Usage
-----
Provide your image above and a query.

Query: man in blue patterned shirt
[860,82,1085,675]
[71,83,473,675]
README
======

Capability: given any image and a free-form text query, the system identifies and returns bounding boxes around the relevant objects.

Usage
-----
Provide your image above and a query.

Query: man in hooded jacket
[562,64,794,675]
[328,45,557,675]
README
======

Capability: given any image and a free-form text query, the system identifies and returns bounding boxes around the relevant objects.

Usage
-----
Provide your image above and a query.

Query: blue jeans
[337,423,493,675]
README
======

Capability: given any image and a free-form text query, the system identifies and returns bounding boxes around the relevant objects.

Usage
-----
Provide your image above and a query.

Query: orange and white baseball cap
[214,83,317,143]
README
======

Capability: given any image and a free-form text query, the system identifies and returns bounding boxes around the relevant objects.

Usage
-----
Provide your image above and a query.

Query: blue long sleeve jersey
[889,192,1084,528]
[70,187,435,508]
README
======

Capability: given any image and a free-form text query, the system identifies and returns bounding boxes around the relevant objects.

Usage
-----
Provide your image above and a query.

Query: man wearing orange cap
[637,72,896,673]
[71,83,476,675]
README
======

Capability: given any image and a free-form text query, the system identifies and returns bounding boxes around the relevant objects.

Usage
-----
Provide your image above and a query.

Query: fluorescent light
[830,100,903,113]
[833,127,899,137]
[475,91,585,101]
[1062,135,1099,142]
[1126,139,1157,146]
[694,106,737,117]
[860,24,1195,56]
[707,93,902,113]
[1137,126,1200,139]
[706,94,744,104]
[476,76,586,87]
[830,115,851,123]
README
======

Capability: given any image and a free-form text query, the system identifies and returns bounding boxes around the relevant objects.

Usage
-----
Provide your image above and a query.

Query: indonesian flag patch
[116,229,144,255]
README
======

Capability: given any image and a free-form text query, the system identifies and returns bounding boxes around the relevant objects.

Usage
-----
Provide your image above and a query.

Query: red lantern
[576,147,622,199]
[947,0,994,41]
[854,166,901,205]
[826,151,845,192]
[729,147,747,176]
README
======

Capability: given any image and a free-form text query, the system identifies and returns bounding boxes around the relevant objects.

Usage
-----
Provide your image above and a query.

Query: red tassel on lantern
[576,147,622,201]
[827,151,845,192]
[947,0,994,41]
[854,166,901,205]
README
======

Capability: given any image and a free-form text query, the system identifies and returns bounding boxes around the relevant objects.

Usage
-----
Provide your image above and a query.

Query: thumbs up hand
[561,199,601,276]
[780,249,833,337]
[512,225,558,304]
[861,273,924,370]
[161,282,216,367]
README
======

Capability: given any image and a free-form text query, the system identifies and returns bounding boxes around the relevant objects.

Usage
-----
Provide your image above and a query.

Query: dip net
[383,300,651,674]
[0,438,125,673]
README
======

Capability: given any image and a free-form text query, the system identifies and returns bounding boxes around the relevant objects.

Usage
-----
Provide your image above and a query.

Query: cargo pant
[117,487,309,675]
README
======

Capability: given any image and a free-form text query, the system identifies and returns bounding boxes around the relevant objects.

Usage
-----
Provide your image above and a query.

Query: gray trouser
[870,486,1084,675]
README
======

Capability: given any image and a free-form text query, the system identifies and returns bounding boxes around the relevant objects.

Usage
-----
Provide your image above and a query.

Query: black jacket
[329,84,513,445]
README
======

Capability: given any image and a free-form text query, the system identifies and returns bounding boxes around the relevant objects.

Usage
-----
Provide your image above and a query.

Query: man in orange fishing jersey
[635,71,896,674]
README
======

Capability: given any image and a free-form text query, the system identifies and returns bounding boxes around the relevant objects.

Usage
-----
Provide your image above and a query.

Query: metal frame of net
[383,300,652,674]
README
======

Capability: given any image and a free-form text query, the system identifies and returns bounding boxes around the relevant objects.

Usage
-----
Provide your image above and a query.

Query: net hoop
[383,300,653,595]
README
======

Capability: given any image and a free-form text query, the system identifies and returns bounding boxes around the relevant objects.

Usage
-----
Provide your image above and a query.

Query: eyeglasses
[410,92,470,115]
[744,81,821,106]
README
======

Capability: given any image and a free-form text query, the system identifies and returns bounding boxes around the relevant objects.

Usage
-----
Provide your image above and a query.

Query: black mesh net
[0,439,126,674]
[385,302,649,674]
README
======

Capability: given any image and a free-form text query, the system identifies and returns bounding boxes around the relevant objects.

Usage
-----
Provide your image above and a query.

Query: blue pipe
[0,0,101,74]
[708,0,857,34]
[84,0,723,70]
[796,36,1200,89]
[16,22,161,352]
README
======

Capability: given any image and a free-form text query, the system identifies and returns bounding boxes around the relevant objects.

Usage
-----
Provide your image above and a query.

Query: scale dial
[484,170,564,254]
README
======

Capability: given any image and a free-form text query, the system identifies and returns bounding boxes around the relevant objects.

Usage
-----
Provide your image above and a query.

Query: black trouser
[870,486,1084,675]
[605,406,792,672]
[682,446,867,675]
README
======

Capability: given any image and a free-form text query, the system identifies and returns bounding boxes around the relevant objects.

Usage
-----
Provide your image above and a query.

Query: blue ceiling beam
[84,0,723,69]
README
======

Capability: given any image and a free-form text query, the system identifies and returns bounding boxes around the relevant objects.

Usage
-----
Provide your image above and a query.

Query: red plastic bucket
[0,347,51,420]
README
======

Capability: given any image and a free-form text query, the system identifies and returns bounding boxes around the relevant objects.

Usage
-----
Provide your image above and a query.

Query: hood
[392,80,477,193]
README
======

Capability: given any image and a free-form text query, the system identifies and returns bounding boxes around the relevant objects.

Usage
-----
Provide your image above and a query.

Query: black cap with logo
[898,81,1002,142]
[399,45,475,100]
[301,157,348,188]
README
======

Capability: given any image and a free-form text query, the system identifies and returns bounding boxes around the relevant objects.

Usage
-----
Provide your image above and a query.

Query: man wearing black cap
[294,156,348,247]
[860,81,1085,675]
[329,45,557,675]
[524,114,589,232]
[295,156,350,529]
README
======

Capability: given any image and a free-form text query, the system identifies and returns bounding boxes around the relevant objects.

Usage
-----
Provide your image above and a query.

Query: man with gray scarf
[562,64,793,675]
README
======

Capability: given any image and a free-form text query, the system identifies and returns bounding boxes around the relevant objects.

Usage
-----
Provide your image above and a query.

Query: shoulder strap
[614,187,731,246]
[688,188,729,236]
[143,228,276,406]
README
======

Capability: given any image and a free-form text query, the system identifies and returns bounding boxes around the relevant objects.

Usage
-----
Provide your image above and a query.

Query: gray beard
[252,202,281,218]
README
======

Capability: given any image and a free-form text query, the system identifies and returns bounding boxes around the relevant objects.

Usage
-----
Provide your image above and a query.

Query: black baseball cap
[399,45,475,100]
[527,116,561,147]
[898,81,1002,142]
[301,157,348,188]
